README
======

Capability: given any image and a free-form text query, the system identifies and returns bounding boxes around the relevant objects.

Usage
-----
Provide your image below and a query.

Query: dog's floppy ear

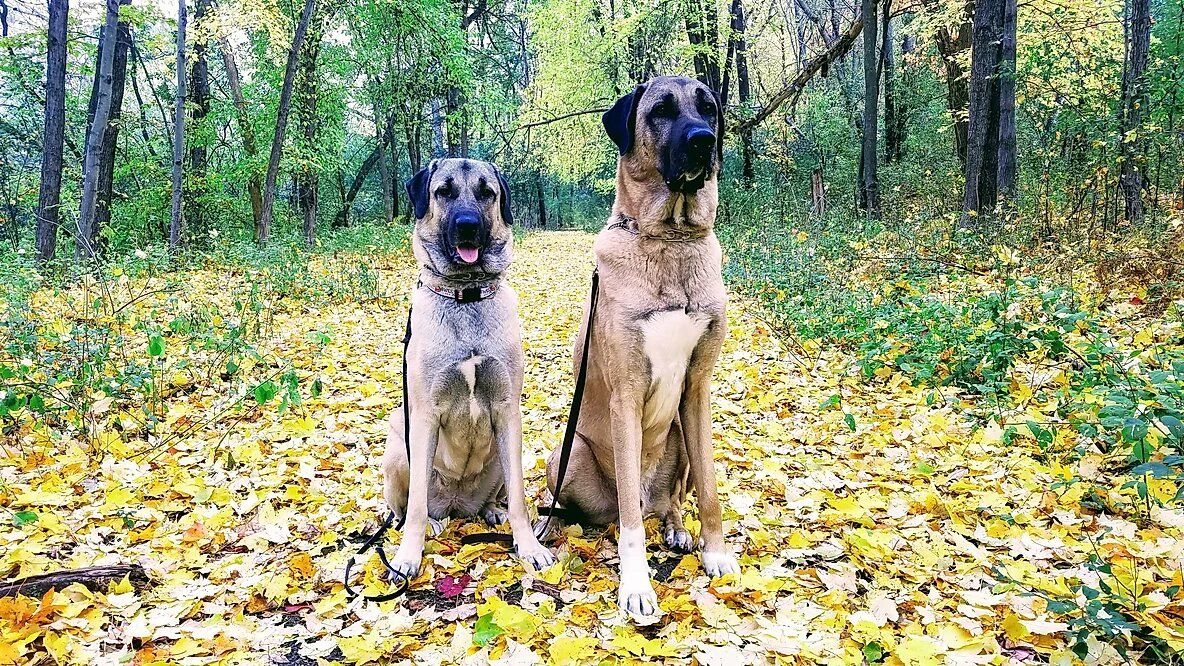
[405,160,437,220]
[711,87,725,162]
[493,166,514,225]
[602,84,646,155]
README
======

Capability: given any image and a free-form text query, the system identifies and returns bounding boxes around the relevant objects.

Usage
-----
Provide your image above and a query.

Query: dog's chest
[639,309,711,432]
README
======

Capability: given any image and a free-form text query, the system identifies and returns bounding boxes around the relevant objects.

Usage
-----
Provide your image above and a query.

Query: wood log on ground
[0,564,151,598]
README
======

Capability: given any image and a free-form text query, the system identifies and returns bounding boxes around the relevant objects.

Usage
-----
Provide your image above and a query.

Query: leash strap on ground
[343,511,409,602]
[343,306,415,602]
[538,269,600,536]
[459,532,516,545]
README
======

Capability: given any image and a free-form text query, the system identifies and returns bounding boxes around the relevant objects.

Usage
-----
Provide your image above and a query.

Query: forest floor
[2,231,1183,665]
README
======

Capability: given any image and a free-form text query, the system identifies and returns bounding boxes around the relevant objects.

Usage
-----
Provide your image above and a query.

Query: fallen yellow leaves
[1,232,1182,664]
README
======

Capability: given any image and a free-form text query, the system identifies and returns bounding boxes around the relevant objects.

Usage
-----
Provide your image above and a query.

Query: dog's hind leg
[534,432,618,540]
[650,419,694,553]
[479,486,509,526]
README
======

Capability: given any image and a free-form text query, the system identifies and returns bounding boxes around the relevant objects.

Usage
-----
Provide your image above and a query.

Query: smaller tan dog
[382,158,555,577]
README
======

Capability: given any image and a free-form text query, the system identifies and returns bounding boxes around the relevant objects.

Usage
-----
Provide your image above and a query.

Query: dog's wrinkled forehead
[427,159,498,200]
[639,77,712,119]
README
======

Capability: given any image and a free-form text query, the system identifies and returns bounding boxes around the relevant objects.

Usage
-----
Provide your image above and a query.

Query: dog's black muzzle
[663,122,716,194]
[443,209,490,266]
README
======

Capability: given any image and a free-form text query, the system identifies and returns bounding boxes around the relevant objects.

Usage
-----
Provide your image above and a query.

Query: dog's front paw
[618,576,660,617]
[701,550,740,578]
[516,539,557,571]
[388,544,423,579]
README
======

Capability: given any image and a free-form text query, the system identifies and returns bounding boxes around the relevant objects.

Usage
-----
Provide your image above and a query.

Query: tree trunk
[167,0,187,251]
[407,121,423,173]
[996,0,1017,200]
[883,14,900,163]
[536,175,547,228]
[731,0,755,182]
[259,0,317,245]
[295,28,323,247]
[1120,0,1151,224]
[86,1,132,258]
[186,0,211,240]
[430,98,447,157]
[811,165,827,215]
[961,0,1014,223]
[78,0,121,262]
[858,0,880,217]
[219,40,264,232]
[334,119,394,228]
[377,102,394,224]
[931,0,973,164]
[36,0,69,264]
[686,0,723,92]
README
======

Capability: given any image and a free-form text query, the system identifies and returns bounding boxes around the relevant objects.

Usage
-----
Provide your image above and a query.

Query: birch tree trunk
[167,0,186,251]
[36,0,69,264]
[258,0,317,245]
[77,0,121,262]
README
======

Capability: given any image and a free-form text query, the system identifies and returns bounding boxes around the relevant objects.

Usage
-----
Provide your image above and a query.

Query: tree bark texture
[858,0,880,217]
[167,0,187,251]
[220,40,264,230]
[259,0,317,245]
[961,0,1016,221]
[1120,0,1151,224]
[84,0,132,258]
[36,0,69,264]
[78,0,121,261]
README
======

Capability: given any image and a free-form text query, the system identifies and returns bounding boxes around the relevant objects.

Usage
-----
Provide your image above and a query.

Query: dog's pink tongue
[457,245,479,264]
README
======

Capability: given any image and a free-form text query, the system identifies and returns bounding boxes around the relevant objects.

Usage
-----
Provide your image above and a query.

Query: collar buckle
[457,286,484,303]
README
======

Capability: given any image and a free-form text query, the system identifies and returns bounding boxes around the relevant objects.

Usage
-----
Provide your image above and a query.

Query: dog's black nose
[454,212,482,242]
[686,126,715,157]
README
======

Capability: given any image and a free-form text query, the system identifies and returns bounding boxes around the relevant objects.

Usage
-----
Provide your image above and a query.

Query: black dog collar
[420,279,500,303]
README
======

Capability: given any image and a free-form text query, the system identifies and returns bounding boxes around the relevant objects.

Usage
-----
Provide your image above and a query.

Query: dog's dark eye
[476,184,495,200]
[651,97,677,119]
[701,102,717,117]
[434,183,454,198]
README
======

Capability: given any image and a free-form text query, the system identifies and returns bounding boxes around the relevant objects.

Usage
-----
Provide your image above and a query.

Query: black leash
[536,269,600,533]
[343,306,414,602]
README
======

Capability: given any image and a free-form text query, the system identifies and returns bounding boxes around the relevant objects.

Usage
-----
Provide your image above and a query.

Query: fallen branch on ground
[0,564,151,598]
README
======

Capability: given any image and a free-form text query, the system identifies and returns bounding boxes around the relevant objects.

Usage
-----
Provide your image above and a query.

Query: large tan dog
[383,158,555,577]
[538,76,739,616]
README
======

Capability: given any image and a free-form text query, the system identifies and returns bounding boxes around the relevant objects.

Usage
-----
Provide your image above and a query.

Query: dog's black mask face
[406,159,514,274]
[603,76,724,195]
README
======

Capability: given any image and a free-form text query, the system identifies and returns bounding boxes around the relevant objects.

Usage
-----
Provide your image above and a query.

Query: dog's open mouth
[666,170,706,193]
[455,243,480,264]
